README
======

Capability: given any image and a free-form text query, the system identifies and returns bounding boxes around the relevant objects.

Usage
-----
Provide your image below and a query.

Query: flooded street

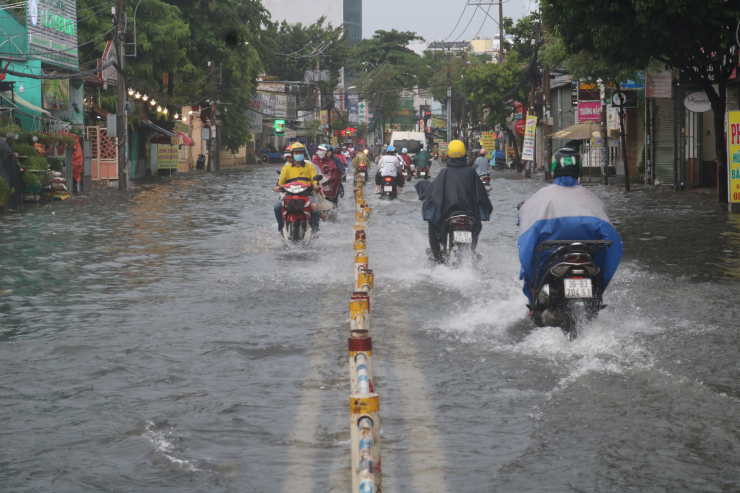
[2,164,740,492]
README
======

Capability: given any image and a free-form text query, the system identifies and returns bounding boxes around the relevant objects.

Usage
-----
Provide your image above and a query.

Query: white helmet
[402,148,408,154]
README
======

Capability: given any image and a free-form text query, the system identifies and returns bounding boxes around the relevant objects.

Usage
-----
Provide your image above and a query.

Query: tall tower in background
[343,0,362,47]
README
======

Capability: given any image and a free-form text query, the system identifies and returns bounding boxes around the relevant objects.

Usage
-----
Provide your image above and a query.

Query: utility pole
[315,41,321,141]
[543,63,552,181]
[446,44,452,143]
[526,20,540,179]
[499,0,504,63]
[115,0,128,190]
[599,78,609,185]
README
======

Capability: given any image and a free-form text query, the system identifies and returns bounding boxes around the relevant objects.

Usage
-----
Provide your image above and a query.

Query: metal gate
[653,99,675,186]
[85,127,118,184]
[679,107,703,188]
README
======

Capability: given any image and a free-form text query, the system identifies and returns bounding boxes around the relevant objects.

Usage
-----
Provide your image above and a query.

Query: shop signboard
[157,144,179,170]
[684,92,712,113]
[646,70,672,98]
[522,116,538,161]
[287,95,296,119]
[727,111,740,212]
[27,0,79,69]
[275,95,288,118]
[515,119,526,136]
[481,131,496,159]
[358,100,369,124]
[431,116,447,129]
[577,101,602,122]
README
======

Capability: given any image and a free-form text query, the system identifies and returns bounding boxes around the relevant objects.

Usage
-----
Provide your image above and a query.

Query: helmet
[317,144,329,151]
[386,145,396,153]
[448,140,466,159]
[325,144,334,151]
[290,143,306,152]
[402,148,408,154]
[479,148,486,155]
[551,147,582,178]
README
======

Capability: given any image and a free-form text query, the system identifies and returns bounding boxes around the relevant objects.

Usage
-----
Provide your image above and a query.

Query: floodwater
[1,164,740,492]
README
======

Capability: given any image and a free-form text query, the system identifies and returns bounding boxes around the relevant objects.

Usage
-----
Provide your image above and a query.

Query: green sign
[274,119,285,135]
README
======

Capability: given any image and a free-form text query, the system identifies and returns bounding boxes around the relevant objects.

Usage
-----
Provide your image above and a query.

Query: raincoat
[517,176,624,301]
[415,156,492,225]
[312,155,341,199]
[412,149,431,169]
[352,152,371,172]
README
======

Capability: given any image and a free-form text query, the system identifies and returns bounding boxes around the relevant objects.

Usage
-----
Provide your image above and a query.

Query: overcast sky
[362,0,535,45]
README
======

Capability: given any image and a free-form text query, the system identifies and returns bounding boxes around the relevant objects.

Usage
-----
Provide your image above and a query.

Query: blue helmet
[386,145,396,153]
[326,144,334,151]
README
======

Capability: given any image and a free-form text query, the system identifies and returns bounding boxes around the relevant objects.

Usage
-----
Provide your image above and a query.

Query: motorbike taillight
[565,253,590,264]
[385,177,393,182]
[458,217,467,228]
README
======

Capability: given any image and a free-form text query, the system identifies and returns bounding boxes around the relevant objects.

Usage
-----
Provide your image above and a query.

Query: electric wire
[443,1,468,42]
[452,5,480,42]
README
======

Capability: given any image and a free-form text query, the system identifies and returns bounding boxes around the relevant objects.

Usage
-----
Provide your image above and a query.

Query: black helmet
[551,147,581,178]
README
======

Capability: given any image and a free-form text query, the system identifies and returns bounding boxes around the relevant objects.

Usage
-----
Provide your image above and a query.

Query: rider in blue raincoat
[517,147,623,302]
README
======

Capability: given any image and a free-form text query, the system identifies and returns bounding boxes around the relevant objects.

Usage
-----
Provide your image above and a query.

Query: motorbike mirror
[314,175,323,181]
[516,201,524,210]
[276,171,281,175]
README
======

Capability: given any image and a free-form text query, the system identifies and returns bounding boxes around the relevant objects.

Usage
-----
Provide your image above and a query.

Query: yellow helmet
[448,140,466,159]
[290,143,306,152]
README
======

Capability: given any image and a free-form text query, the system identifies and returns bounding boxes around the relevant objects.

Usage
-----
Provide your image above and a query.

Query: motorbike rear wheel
[286,220,306,243]
[259,153,270,164]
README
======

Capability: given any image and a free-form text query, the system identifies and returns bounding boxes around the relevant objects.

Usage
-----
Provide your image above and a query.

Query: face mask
[317,151,327,159]
[294,154,305,162]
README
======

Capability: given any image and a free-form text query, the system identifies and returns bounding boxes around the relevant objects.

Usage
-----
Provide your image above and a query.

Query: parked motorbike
[494,158,508,170]
[529,240,613,340]
[479,173,491,192]
[379,175,398,200]
[196,154,206,170]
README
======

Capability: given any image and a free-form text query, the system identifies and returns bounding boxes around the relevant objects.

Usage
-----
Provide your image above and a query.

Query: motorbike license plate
[564,278,592,298]
[384,186,393,192]
[420,172,426,176]
[453,231,473,243]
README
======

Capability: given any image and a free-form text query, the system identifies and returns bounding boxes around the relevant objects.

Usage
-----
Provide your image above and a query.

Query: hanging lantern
[135,92,141,99]
[163,108,168,115]
[156,105,162,112]
[150,100,156,106]
[127,88,134,96]
[142,95,149,101]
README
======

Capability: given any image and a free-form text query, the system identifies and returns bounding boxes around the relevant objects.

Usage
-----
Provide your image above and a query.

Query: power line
[443,2,469,42]
[452,6,480,42]
[471,3,495,39]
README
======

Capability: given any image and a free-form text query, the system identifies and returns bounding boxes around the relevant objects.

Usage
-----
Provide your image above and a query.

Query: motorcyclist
[517,147,623,303]
[375,145,405,194]
[474,149,490,175]
[326,145,347,176]
[416,140,493,260]
[412,147,432,177]
[352,147,372,184]
[273,143,321,235]
[399,148,413,176]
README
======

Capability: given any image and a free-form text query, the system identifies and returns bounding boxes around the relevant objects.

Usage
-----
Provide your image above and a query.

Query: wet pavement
[1,164,740,492]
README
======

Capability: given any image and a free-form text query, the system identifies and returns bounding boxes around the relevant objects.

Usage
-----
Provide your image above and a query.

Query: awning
[0,91,51,117]
[175,131,193,146]
[141,120,178,138]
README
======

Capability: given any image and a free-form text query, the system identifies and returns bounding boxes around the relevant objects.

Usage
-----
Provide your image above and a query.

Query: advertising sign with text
[522,116,538,161]
[27,0,79,69]
[577,101,602,122]
[727,111,740,211]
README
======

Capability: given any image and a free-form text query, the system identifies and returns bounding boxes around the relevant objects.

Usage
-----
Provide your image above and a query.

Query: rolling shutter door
[653,98,675,186]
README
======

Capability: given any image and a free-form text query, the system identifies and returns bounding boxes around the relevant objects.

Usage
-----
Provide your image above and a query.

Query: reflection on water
[719,214,740,278]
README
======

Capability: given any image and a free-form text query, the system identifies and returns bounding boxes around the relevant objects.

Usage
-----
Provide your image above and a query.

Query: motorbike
[260,147,284,164]
[196,154,206,170]
[356,162,369,184]
[529,240,613,340]
[479,173,491,192]
[434,212,479,265]
[279,182,315,243]
[494,158,508,170]
[417,167,430,179]
[379,175,398,200]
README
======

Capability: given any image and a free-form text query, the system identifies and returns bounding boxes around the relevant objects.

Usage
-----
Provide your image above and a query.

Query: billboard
[727,111,740,210]
[42,79,69,110]
[522,116,537,161]
[27,0,79,69]
[577,101,602,122]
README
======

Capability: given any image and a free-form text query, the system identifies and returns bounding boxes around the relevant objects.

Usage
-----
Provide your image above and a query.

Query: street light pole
[446,44,452,142]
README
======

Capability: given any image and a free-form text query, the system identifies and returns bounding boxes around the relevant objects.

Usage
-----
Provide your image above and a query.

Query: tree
[350,30,427,140]
[544,0,740,202]
[460,53,528,165]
